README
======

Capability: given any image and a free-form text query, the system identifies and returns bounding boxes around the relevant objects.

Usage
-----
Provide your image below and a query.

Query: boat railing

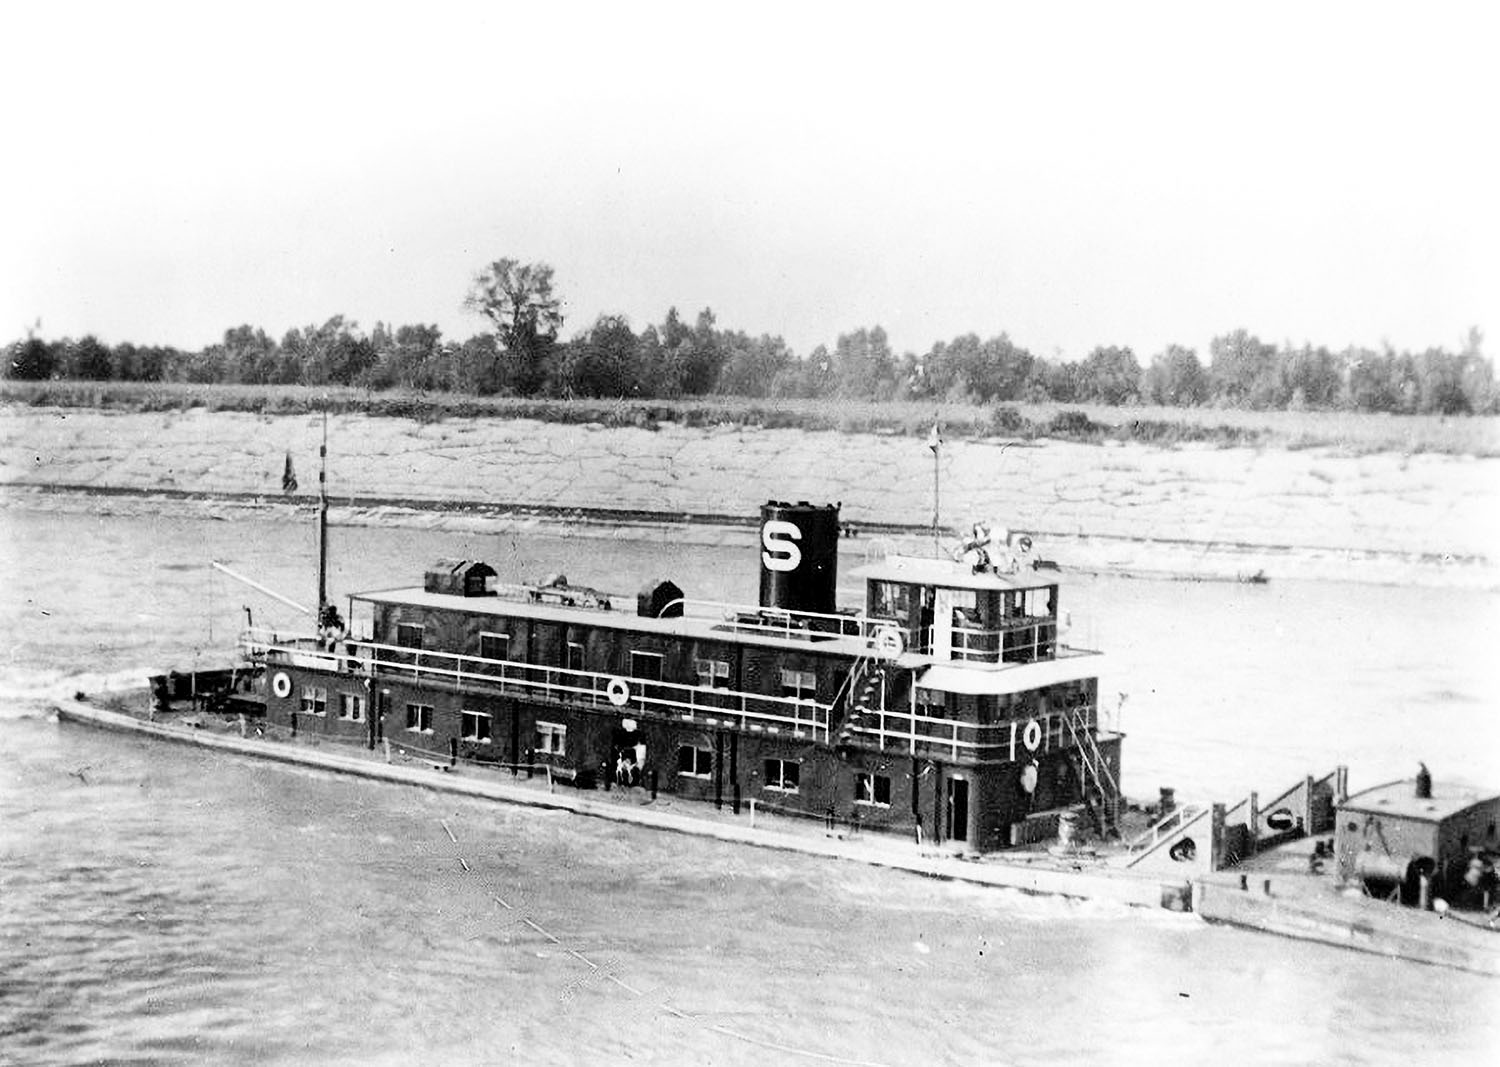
[843,701,1100,764]
[948,616,1057,664]
[657,597,908,654]
[1125,803,1209,853]
[240,629,833,742]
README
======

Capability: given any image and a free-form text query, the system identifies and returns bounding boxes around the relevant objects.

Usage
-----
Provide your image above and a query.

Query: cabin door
[932,588,955,660]
[946,776,970,844]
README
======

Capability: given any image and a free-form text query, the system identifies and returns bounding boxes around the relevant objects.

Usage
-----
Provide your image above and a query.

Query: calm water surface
[1,510,1497,1065]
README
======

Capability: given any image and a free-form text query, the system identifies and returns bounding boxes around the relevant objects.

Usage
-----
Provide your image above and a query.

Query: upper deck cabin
[852,555,1059,665]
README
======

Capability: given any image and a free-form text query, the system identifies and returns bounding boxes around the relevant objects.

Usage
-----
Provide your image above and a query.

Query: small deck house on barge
[247,503,1122,852]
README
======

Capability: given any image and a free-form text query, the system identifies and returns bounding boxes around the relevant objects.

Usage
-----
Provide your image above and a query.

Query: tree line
[6,258,1494,415]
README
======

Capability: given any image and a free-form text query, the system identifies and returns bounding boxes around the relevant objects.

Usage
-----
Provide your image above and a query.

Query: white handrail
[656,596,876,640]
[244,631,833,740]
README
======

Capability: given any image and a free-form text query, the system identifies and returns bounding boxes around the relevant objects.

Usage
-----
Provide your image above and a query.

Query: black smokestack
[758,501,840,615]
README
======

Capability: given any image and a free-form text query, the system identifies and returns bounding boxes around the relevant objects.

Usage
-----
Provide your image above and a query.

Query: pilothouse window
[870,581,913,621]
[916,688,947,717]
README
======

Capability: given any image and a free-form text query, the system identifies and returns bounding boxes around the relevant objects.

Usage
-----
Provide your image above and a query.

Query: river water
[1,508,1497,1065]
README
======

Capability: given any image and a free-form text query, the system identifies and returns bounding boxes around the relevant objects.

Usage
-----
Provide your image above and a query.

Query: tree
[450,332,500,394]
[7,337,56,379]
[365,323,447,390]
[1209,329,1281,408]
[280,317,372,386]
[1076,345,1142,405]
[1342,347,1389,412]
[555,315,639,397]
[1143,345,1209,406]
[69,335,114,380]
[1279,344,1341,409]
[716,332,794,397]
[464,258,564,395]
[208,325,279,384]
[922,333,1035,402]
[832,326,897,398]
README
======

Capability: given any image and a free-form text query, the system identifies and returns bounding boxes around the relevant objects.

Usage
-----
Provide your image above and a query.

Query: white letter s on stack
[761,520,802,572]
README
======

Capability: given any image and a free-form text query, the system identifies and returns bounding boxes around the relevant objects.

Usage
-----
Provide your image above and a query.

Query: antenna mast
[317,410,328,620]
[928,421,942,555]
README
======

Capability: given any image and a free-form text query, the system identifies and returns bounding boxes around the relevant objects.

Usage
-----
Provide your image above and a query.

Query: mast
[928,421,942,555]
[317,410,328,620]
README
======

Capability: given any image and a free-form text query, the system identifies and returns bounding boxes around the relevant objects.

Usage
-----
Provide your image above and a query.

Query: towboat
[237,502,1122,853]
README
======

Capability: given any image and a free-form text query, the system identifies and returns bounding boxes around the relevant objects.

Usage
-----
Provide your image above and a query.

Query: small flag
[282,452,298,494]
[927,423,943,453]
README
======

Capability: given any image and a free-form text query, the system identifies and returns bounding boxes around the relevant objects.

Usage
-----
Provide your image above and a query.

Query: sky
[2,1,1496,364]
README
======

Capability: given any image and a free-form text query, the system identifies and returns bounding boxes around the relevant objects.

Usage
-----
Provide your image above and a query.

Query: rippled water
[2,509,1497,1064]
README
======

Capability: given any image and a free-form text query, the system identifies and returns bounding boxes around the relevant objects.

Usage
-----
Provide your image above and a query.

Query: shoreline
[5,482,1494,591]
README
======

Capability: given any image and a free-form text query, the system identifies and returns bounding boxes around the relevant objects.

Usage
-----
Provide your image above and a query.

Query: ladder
[1066,709,1122,837]
[834,658,887,751]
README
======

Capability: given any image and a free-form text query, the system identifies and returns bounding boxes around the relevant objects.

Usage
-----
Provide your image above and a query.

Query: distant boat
[1237,570,1269,585]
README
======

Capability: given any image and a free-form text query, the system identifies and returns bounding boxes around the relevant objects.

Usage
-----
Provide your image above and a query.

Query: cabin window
[1048,715,1065,749]
[565,641,585,673]
[870,581,912,621]
[349,599,375,641]
[856,773,892,807]
[535,721,567,756]
[677,745,713,778]
[338,693,365,722]
[780,668,817,702]
[949,589,980,628]
[695,658,730,687]
[301,686,327,716]
[461,710,492,743]
[630,651,664,680]
[480,632,510,663]
[916,688,947,717]
[1004,588,1052,618]
[763,758,800,792]
[396,623,424,649]
[405,703,433,733]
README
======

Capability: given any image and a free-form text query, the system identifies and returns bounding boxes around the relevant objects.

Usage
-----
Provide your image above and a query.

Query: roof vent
[424,559,497,597]
[1415,762,1432,800]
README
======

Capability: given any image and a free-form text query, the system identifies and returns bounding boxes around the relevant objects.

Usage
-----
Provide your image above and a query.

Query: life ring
[606,677,631,707]
[1265,808,1295,832]
[873,626,904,657]
[1023,718,1043,752]
[1019,761,1039,794]
[1169,837,1198,862]
[271,671,293,699]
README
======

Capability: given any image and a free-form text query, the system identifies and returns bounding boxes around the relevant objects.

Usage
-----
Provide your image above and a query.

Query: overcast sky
[2,2,1495,363]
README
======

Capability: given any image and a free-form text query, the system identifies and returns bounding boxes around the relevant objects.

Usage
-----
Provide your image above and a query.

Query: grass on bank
[3,380,1497,456]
